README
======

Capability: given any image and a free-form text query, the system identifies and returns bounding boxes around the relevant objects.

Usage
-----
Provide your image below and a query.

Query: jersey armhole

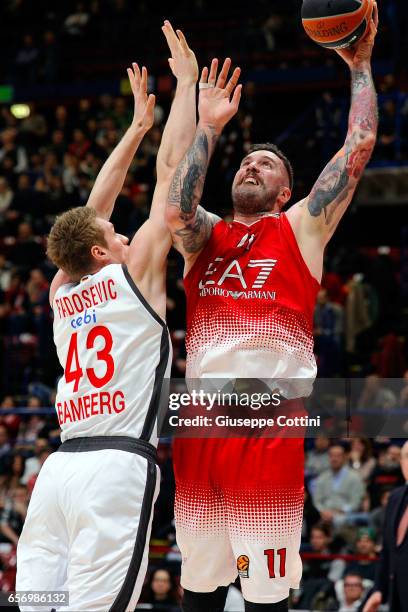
[281,213,320,291]
[183,219,225,288]
[121,264,166,328]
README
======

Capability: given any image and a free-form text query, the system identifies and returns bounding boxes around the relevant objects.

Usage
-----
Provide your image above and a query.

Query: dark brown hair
[247,143,294,189]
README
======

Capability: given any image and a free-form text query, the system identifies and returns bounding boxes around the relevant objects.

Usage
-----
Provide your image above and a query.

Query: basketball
[301,0,373,49]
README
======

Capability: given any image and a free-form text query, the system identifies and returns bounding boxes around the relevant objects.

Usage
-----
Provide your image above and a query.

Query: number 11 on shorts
[264,548,286,578]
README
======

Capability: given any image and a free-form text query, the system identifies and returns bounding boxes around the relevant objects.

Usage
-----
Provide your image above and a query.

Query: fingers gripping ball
[301,0,374,49]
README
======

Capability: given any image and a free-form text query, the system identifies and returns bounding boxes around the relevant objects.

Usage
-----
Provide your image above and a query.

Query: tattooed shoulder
[174,207,214,254]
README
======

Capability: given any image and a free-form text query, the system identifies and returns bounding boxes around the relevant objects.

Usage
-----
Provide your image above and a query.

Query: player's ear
[91,244,109,261]
[277,186,291,208]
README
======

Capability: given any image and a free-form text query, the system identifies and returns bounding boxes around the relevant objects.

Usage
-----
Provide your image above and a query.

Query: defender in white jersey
[16,22,198,612]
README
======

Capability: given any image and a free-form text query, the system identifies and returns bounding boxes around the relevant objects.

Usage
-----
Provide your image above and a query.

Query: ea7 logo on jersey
[198,257,278,300]
[247,260,277,289]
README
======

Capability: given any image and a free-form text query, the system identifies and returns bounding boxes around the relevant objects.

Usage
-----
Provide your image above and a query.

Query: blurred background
[0,0,407,608]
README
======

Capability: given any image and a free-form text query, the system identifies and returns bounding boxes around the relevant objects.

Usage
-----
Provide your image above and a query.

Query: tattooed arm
[168,124,220,257]
[287,5,378,281]
[166,58,242,269]
[127,23,198,317]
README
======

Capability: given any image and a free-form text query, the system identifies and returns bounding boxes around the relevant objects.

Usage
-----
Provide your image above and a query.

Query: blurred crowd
[0,0,407,82]
[0,0,407,608]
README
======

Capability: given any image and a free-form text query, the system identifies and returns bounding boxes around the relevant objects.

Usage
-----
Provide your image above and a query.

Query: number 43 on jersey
[65,326,114,392]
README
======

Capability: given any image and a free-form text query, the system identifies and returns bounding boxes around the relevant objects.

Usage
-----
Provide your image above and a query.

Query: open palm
[127,63,155,132]
[198,58,242,131]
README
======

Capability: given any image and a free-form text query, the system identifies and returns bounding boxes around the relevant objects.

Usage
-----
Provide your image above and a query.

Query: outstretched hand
[335,1,378,69]
[127,63,156,133]
[198,58,242,133]
[162,20,198,86]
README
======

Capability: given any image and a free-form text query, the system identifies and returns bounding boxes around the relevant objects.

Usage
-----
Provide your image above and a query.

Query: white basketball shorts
[16,436,159,612]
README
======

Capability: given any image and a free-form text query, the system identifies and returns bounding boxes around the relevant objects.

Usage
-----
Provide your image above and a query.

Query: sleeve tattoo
[308,67,378,225]
[168,126,218,253]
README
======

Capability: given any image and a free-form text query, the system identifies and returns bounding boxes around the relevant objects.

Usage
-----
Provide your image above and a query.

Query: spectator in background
[306,435,331,483]
[52,105,71,137]
[0,484,28,546]
[26,447,53,495]
[313,445,365,528]
[40,30,59,84]
[64,2,90,36]
[372,332,406,379]
[349,438,376,483]
[9,222,44,270]
[0,127,28,174]
[314,288,344,377]
[20,104,48,150]
[14,35,39,84]
[21,437,49,486]
[3,271,32,336]
[47,129,66,163]
[0,426,12,474]
[358,374,397,411]
[294,523,345,609]
[141,568,180,609]
[370,488,392,545]
[0,177,14,218]
[62,152,80,194]
[335,573,367,611]
[344,274,372,355]
[10,174,33,224]
[376,99,397,160]
[26,269,49,307]
[0,254,12,292]
[0,396,20,438]
[68,128,91,160]
[346,528,378,582]
[15,396,46,451]
[7,454,26,492]
[368,444,404,508]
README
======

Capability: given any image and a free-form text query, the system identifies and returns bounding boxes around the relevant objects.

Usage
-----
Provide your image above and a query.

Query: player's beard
[232,183,281,215]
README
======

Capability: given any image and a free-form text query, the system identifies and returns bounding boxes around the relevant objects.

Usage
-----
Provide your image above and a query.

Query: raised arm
[86,64,155,219]
[126,24,199,313]
[166,58,242,268]
[150,21,198,222]
[49,64,154,302]
[287,4,378,280]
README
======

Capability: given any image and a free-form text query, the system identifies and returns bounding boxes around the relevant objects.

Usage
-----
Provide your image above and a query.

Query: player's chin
[232,187,269,214]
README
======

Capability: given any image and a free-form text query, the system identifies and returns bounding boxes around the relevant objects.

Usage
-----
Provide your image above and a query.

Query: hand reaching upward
[335,1,378,69]
[162,20,198,86]
[127,63,156,133]
[198,58,242,133]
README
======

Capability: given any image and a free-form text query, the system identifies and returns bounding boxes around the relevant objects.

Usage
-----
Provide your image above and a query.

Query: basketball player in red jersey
[166,7,378,612]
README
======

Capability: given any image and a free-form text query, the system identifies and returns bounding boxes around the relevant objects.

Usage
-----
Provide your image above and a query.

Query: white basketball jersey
[53,264,172,445]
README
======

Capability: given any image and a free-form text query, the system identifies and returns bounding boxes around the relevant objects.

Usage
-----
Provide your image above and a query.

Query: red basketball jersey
[184,212,320,383]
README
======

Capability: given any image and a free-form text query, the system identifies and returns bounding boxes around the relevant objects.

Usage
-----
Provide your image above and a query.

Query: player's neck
[233,210,280,226]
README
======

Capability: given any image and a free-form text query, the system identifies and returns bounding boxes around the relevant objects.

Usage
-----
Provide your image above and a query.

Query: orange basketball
[301,0,373,49]
[237,554,249,571]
